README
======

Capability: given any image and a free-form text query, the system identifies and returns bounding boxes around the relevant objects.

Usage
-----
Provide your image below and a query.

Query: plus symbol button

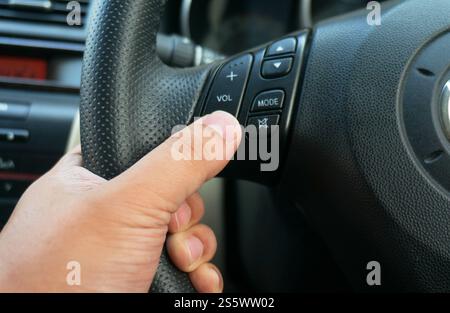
[226,71,238,82]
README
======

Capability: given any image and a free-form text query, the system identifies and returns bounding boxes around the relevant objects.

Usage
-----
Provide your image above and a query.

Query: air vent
[0,0,89,27]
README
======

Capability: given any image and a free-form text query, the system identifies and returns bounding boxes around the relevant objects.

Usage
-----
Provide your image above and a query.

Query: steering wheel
[80,0,450,292]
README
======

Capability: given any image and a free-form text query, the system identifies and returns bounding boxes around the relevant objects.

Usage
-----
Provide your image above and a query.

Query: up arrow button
[266,37,297,56]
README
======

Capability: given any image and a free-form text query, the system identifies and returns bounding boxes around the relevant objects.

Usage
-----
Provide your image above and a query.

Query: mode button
[251,90,284,112]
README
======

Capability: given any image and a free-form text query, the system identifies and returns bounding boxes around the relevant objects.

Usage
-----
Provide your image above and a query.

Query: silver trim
[65,110,80,152]
[8,0,52,10]
[441,81,450,140]
[299,0,312,28]
[194,45,202,66]
[180,0,192,39]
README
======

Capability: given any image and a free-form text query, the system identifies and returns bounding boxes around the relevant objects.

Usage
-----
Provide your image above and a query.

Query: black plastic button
[252,90,285,112]
[0,180,31,198]
[0,154,58,174]
[0,129,29,143]
[247,114,280,131]
[261,58,293,78]
[266,38,297,57]
[0,101,30,120]
[203,54,253,116]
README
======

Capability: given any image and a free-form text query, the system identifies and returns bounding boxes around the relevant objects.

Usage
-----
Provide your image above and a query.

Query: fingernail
[203,111,241,143]
[186,236,204,264]
[209,266,223,293]
[174,202,192,231]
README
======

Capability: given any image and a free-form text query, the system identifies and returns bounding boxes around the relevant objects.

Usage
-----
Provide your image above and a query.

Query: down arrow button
[261,57,293,79]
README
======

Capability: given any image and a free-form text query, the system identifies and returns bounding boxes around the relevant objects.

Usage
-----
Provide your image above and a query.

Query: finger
[166,224,217,272]
[55,145,83,168]
[189,263,223,293]
[168,192,205,233]
[49,145,106,189]
[108,111,242,213]
[69,144,82,155]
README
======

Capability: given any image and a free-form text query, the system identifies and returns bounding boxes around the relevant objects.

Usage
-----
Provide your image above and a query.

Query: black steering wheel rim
[80,0,213,292]
[81,0,450,292]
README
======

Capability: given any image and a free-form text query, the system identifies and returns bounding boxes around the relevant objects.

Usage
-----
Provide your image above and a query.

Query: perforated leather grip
[80,0,212,292]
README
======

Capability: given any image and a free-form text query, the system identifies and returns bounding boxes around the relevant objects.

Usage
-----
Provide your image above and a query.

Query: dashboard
[0,0,380,227]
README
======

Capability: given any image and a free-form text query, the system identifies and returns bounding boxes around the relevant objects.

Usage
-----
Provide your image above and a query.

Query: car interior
[2,0,450,293]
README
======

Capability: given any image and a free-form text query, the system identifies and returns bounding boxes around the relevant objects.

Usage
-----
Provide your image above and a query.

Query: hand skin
[0,111,242,293]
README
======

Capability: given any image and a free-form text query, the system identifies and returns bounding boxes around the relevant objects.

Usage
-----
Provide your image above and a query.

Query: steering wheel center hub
[401,31,450,194]
[439,81,450,141]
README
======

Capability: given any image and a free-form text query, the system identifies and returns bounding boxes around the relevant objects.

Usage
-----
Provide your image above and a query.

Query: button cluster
[202,36,300,134]
[199,31,307,180]
[247,37,297,131]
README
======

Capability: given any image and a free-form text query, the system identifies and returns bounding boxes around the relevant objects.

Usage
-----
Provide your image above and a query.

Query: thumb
[106,111,242,212]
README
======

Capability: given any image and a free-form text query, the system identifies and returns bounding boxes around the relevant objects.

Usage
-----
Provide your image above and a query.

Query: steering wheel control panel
[199,31,309,182]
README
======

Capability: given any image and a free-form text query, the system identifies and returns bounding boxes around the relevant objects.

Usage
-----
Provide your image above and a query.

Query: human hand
[0,111,241,293]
